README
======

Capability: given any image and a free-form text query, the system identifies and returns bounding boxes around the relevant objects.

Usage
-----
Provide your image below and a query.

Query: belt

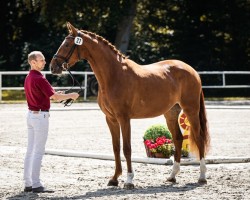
[29,110,49,113]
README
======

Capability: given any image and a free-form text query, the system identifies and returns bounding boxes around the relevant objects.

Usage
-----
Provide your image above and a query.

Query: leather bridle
[52,32,85,106]
[53,32,82,71]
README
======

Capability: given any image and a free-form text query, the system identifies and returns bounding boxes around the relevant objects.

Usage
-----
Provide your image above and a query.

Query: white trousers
[23,111,49,188]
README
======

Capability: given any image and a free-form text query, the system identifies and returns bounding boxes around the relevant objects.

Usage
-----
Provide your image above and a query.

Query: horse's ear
[67,22,78,36]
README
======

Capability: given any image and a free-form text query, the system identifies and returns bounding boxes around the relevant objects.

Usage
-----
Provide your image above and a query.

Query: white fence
[198,71,250,88]
[0,71,250,101]
[0,71,94,101]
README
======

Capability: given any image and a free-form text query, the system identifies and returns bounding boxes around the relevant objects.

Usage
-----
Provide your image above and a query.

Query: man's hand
[70,92,79,100]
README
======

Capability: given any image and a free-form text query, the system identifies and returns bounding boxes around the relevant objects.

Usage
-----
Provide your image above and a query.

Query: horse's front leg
[106,116,122,186]
[119,117,134,189]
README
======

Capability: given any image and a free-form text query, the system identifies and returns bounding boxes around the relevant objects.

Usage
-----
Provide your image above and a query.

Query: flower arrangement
[143,124,172,141]
[143,124,174,158]
[144,136,174,158]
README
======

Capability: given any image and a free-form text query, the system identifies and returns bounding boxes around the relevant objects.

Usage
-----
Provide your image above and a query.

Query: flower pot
[154,152,170,158]
[144,143,154,158]
[144,140,174,158]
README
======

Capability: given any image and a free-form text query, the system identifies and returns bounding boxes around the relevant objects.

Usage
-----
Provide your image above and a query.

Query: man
[23,51,79,193]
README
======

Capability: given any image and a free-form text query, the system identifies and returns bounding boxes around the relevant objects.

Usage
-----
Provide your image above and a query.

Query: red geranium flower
[144,136,174,157]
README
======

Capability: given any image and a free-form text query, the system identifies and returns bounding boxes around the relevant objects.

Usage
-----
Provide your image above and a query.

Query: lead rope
[57,32,84,106]
[60,69,84,107]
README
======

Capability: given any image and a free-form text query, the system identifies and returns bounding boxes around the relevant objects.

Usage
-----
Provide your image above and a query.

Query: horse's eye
[65,44,69,47]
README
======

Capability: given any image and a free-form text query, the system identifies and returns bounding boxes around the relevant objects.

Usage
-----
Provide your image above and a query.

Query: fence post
[222,72,226,87]
[84,73,87,100]
[0,74,2,101]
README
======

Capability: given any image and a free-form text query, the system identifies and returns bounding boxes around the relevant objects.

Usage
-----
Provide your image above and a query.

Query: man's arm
[50,92,79,102]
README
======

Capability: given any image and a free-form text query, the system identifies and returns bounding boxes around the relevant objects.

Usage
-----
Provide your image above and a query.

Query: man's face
[34,54,46,71]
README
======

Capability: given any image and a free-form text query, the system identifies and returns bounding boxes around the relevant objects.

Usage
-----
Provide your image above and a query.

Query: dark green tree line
[0,0,249,72]
[130,0,250,71]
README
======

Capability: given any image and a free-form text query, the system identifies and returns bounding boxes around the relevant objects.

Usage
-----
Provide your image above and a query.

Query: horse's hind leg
[106,116,122,186]
[182,107,207,183]
[164,104,182,182]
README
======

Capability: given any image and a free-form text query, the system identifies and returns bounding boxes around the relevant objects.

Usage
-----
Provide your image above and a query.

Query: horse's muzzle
[50,64,63,75]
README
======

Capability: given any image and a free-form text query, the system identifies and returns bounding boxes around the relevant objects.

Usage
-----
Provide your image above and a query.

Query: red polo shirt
[24,70,55,111]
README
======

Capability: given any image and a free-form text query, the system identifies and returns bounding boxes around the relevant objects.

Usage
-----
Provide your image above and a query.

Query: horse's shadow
[81,183,202,199]
[7,182,202,200]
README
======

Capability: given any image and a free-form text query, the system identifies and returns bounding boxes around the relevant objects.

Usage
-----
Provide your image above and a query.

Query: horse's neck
[82,35,124,88]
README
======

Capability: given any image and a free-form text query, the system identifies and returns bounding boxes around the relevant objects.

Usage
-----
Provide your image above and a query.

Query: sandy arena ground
[0,102,250,200]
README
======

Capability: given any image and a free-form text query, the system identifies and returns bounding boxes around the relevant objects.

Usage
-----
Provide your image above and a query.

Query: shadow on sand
[7,182,203,200]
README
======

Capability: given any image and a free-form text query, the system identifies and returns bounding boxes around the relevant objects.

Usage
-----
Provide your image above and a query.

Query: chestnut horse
[50,22,210,189]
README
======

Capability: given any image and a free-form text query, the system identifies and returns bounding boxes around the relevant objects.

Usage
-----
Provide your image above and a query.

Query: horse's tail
[190,91,210,158]
[199,91,210,156]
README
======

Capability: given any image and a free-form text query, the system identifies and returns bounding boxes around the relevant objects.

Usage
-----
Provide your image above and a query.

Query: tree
[0,0,31,70]
[0,0,249,72]
[129,0,250,71]
[114,0,137,54]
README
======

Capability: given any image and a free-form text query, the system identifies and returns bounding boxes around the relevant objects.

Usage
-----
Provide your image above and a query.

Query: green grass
[1,90,249,103]
[0,90,97,103]
[206,97,250,101]
[1,90,26,101]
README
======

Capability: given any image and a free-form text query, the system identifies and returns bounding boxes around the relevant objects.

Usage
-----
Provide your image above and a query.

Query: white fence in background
[0,71,250,101]
[198,71,250,88]
[0,71,94,101]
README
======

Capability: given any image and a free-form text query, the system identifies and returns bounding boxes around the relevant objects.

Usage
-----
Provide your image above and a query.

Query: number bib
[74,37,83,45]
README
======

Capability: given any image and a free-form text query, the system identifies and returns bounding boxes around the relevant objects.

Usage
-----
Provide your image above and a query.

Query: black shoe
[32,186,54,193]
[24,186,32,192]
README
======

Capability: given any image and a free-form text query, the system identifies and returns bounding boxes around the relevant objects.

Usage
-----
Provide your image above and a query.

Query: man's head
[28,51,46,71]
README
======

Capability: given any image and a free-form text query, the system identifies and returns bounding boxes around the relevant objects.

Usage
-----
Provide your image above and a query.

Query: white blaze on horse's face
[62,39,66,46]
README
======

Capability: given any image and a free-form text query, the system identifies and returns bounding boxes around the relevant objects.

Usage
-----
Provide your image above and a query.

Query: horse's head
[50,22,84,74]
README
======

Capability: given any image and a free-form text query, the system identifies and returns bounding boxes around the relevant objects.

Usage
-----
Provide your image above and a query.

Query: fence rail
[0,71,94,101]
[198,71,250,88]
[0,71,250,101]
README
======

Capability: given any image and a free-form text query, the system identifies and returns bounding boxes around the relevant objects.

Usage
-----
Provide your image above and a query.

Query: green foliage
[0,0,249,73]
[143,124,172,141]
[181,149,189,157]
[0,0,249,98]
[130,0,250,71]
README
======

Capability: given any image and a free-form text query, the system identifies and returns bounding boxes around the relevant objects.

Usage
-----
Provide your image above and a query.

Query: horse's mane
[80,30,127,59]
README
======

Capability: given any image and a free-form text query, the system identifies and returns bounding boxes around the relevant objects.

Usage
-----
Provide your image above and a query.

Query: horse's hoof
[107,179,118,186]
[198,178,207,184]
[167,177,176,183]
[124,183,134,189]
